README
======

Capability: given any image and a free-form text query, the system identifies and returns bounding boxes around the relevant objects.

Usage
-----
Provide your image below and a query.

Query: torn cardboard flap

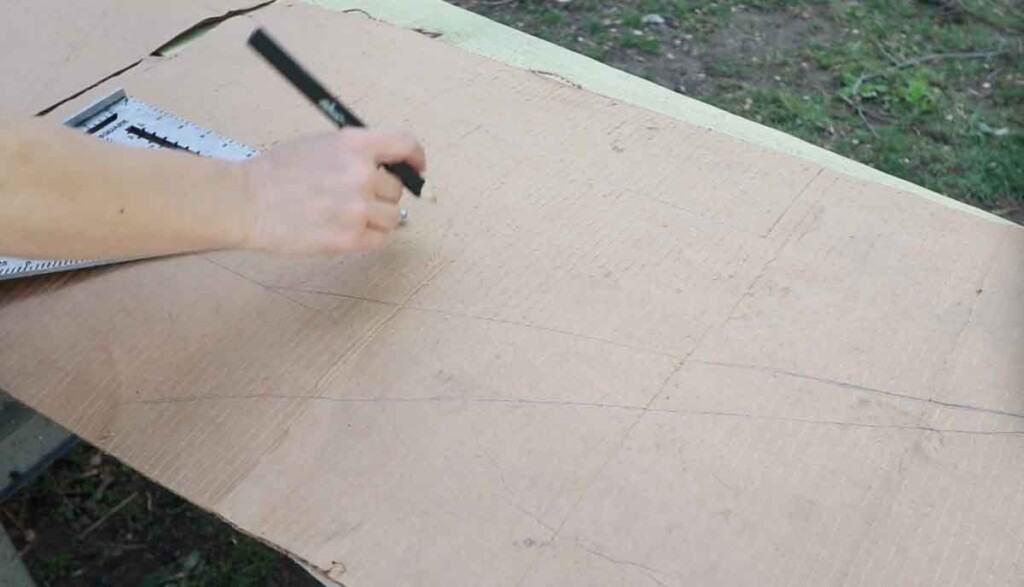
[2,3,1023,585]
[0,0,269,115]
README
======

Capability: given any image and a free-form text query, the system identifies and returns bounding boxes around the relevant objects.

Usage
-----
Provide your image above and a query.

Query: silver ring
[399,208,408,225]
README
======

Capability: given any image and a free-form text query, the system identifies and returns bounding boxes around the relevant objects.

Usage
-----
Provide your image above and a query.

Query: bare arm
[0,118,425,260]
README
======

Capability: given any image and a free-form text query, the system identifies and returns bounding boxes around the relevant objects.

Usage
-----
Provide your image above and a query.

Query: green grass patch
[708,88,837,143]
[619,34,662,54]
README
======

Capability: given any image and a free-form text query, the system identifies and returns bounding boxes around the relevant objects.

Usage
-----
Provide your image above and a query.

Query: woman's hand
[241,128,426,254]
[0,118,424,260]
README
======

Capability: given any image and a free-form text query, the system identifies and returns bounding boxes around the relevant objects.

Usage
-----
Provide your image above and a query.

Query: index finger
[351,128,427,172]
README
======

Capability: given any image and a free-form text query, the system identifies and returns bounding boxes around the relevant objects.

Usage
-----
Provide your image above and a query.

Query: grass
[453,0,1024,219]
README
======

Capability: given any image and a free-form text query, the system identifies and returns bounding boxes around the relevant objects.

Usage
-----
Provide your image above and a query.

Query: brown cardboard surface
[2,3,1023,585]
[0,0,267,115]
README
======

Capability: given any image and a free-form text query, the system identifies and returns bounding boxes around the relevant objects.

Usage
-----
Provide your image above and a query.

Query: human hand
[241,128,425,254]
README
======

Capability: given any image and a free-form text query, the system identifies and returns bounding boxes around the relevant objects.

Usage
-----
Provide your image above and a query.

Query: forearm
[0,118,252,260]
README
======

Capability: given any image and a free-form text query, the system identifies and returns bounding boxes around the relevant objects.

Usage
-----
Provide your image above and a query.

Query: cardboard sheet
[0,0,268,115]
[2,4,1023,585]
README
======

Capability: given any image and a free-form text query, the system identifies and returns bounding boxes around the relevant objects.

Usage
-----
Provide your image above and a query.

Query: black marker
[247,28,425,196]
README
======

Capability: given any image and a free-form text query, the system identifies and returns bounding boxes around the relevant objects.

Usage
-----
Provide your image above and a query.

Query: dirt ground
[3,0,1021,585]
[3,444,319,586]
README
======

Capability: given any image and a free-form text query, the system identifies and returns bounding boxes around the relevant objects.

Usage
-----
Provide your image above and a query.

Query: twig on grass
[873,40,904,66]
[841,48,1003,135]
[78,492,137,540]
[839,94,878,137]
[851,49,1003,97]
